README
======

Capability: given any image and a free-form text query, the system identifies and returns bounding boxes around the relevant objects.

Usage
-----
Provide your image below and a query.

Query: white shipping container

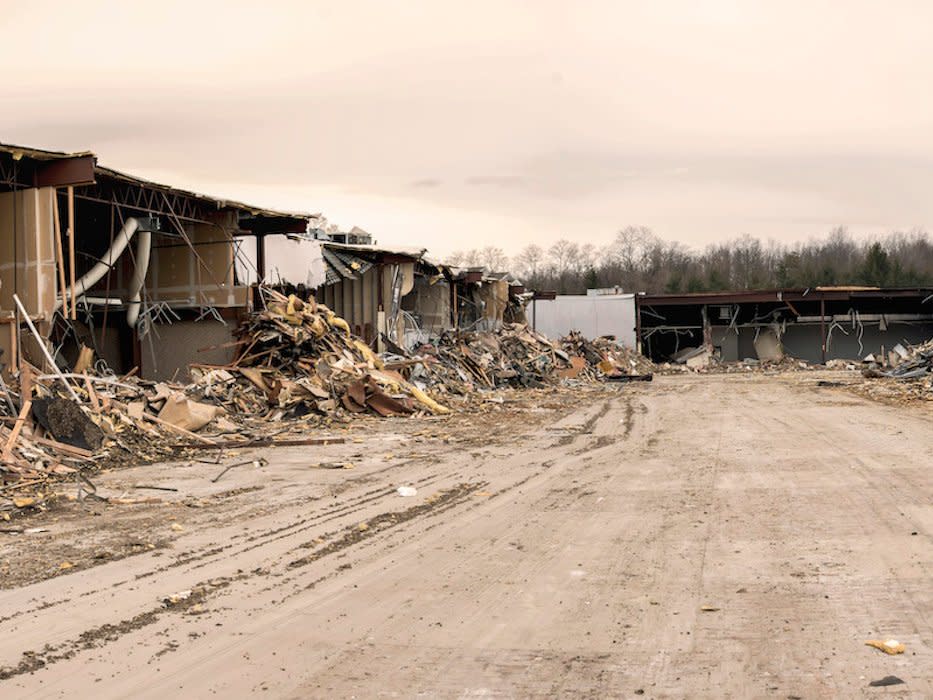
[531,294,636,347]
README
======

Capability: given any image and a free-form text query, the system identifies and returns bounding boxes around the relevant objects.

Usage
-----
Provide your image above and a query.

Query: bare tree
[608,225,657,269]
[460,249,483,266]
[480,246,509,270]
[446,250,465,266]
[514,244,545,278]
[548,239,580,275]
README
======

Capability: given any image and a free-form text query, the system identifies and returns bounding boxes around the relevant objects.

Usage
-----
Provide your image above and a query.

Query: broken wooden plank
[26,435,94,458]
[140,412,218,444]
[2,400,32,462]
[173,436,346,451]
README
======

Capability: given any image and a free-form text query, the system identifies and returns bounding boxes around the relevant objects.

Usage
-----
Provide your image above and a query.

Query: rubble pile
[402,323,572,394]
[656,353,826,374]
[558,331,655,379]
[190,289,449,419]
[1,292,662,518]
[0,368,233,518]
[862,338,933,381]
[395,325,653,396]
[853,338,933,403]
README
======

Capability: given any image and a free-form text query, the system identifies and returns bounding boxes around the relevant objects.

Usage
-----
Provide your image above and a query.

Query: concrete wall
[710,327,738,361]
[532,294,637,347]
[714,322,933,362]
[140,319,235,382]
[401,276,451,341]
[320,267,381,344]
[0,188,57,318]
[0,187,58,373]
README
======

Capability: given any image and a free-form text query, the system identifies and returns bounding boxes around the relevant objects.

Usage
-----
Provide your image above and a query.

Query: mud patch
[288,482,485,569]
[0,575,240,681]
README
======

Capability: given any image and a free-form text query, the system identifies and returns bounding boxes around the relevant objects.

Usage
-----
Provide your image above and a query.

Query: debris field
[1,285,933,698]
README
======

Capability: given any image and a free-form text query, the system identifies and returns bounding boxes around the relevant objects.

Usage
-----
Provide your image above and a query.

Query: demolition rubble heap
[190,290,450,419]
[387,326,654,397]
[1,290,655,517]
[855,338,933,403]
[401,324,572,394]
[558,331,656,379]
[0,365,246,519]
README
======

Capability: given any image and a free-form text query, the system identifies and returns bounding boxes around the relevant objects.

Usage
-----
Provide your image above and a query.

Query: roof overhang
[639,287,933,307]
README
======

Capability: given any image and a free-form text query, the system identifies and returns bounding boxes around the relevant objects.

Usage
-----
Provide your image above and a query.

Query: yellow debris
[408,385,450,415]
[865,639,905,655]
[328,314,351,335]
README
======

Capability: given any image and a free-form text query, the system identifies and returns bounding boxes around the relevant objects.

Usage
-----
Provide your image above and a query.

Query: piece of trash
[396,486,418,497]
[170,523,184,532]
[357,522,369,531]
[59,561,74,570]
[865,639,905,655]
[25,527,49,534]
[163,590,193,606]
[868,675,905,687]
[700,605,720,612]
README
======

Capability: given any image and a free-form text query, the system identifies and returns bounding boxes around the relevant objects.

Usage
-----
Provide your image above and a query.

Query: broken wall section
[0,188,58,374]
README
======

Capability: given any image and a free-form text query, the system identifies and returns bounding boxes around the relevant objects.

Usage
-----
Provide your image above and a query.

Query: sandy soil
[1,374,931,698]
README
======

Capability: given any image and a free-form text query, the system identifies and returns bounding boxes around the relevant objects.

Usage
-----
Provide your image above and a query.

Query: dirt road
[2,375,931,698]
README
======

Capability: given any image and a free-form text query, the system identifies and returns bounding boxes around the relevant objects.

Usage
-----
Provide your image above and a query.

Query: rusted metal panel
[238,215,309,235]
[33,155,96,188]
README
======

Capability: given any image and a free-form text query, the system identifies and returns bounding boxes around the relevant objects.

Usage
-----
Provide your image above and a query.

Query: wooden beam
[2,400,32,463]
[67,186,77,320]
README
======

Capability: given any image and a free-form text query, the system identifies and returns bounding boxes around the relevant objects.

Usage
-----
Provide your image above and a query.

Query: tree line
[447,226,933,294]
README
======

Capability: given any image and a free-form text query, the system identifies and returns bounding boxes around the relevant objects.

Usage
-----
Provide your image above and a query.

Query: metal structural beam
[33,155,96,188]
[76,178,211,222]
[239,215,309,235]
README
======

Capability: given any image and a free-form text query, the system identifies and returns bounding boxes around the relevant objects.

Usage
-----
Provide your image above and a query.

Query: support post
[701,305,712,353]
[67,186,77,319]
[820,296,827,364]
[255,233,266,285]
[635,294,642,353]
[52,192,67,314]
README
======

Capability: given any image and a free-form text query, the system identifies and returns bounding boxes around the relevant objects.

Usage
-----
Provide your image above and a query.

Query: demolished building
[280,243,530,351]
[0,142,317,382]
[636,287,933,365]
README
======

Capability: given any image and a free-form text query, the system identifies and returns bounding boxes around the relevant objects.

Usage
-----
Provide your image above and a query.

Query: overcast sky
[3,0,933,258]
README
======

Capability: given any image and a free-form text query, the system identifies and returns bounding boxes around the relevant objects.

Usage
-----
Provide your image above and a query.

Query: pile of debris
[398,323,570,394]
[0,363,239,518]
[853,339,933,403]
[656,349,825,374]
[388,325,653,397]
[2,290,661,517]
[189,290,449,419]
[862,339,933,381]
[559,331,655,380]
